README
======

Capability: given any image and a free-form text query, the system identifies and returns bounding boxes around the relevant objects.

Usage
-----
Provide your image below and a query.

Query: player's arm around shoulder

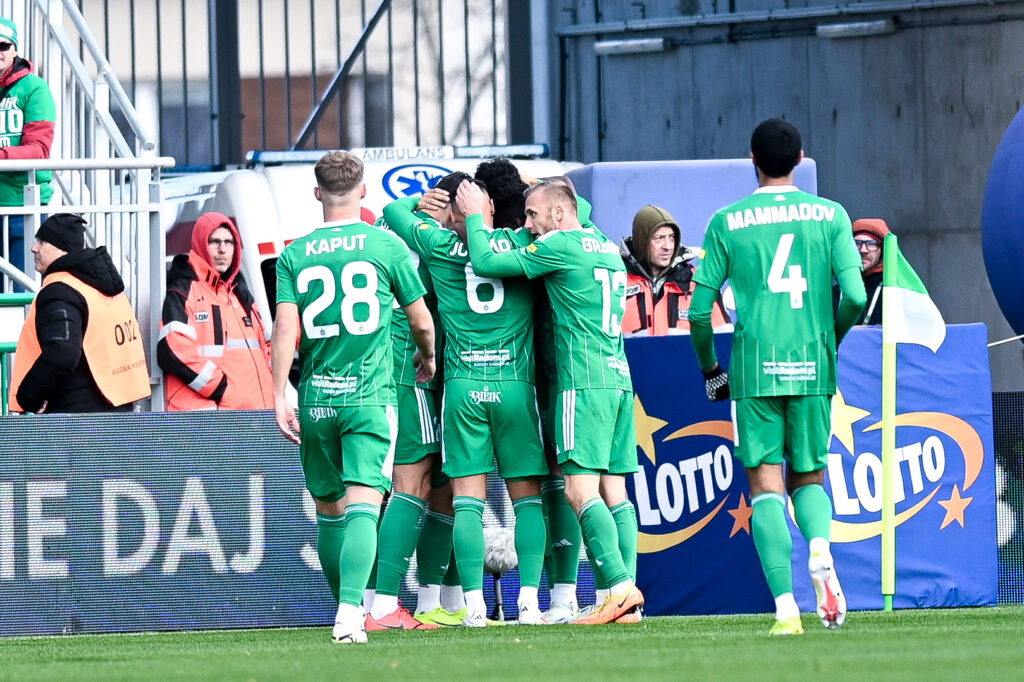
[382,197,434,255]
[457,181,526,279]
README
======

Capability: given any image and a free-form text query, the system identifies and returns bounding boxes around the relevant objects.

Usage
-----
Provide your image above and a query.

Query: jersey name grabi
[726,202,837,231]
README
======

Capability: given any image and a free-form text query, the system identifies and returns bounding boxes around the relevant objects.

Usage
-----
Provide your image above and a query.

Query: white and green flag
[881,234,945,352]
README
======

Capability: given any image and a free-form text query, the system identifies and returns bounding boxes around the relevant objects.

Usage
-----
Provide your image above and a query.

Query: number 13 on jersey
[593,267,626,336]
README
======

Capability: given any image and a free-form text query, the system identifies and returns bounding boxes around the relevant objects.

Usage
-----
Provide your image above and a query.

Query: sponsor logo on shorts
[469,386,502,405]
[307,406,338,422]
[195,312,210,322]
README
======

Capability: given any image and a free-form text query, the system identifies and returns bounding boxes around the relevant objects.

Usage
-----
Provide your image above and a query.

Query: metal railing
[0,1,174,409]
[0,158,176,410]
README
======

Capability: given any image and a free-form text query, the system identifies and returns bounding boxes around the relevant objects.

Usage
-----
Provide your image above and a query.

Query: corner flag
[879,232,946,611]
[881,235,946,352]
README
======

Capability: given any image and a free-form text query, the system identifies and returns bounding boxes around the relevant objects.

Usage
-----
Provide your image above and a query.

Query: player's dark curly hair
[475,158,529,228]
[750,118,802,178]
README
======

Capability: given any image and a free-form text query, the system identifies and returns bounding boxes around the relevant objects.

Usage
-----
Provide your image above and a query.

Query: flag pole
[880,233,898,611]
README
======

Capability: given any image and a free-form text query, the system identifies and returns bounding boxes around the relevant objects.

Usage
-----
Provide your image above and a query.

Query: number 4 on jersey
[767,233,808,309]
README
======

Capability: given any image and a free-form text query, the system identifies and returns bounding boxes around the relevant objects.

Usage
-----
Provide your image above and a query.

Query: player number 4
[767,233,807,309]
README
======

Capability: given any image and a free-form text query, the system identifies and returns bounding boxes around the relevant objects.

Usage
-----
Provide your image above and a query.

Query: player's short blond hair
[315,150,364,197]
[524,181,577,213]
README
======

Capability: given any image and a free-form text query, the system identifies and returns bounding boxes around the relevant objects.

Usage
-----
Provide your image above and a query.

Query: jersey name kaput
[305,234,368,256]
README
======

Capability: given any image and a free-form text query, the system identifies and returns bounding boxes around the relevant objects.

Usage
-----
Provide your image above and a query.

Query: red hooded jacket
[156,213,273,410]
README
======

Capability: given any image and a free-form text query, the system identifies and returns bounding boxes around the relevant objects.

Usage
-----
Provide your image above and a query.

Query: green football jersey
[693,186,862,398]
[510,226,633,392]
[376,214,442,389]
[382,198,535,382]
[502,193,598,390]
[276,219,426,406]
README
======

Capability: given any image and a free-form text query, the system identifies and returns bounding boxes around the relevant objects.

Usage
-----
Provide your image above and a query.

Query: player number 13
[767,233,808,309]
[593,267,626,336]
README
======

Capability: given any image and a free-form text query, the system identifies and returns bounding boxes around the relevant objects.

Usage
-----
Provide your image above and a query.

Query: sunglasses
[854,239,881,250]
[0,42,15,52]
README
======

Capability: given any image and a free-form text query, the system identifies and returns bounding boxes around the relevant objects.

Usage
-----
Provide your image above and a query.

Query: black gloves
[702,365,730,402]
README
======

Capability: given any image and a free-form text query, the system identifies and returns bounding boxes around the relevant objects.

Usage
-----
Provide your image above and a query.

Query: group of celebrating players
[271,118,864,644]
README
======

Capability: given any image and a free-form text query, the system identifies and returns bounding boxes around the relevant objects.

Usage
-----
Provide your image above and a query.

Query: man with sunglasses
[0,17,56,282]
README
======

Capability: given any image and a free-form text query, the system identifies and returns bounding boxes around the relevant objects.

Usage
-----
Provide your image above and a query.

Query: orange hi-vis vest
[623,271,730,336]
[8,271,151,411]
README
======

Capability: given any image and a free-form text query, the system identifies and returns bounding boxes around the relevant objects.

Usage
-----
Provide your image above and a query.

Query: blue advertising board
[0,326,997,635]
[627,324,998,615]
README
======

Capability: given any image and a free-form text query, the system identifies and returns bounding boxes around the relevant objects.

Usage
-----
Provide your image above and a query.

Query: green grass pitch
[2,607,1022,681]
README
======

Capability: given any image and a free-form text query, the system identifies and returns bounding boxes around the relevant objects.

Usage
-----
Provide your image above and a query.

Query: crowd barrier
[0,325,998,635]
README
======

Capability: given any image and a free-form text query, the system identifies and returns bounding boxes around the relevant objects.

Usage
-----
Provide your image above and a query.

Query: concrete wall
[543,0,1024,390]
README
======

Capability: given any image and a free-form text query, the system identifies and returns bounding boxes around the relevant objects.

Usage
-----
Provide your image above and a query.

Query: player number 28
[297,262,380,337]
[767,233,808,309]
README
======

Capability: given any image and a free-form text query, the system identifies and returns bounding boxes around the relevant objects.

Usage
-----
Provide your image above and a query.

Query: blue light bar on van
[455,144,549,159]
[247,144,550,165]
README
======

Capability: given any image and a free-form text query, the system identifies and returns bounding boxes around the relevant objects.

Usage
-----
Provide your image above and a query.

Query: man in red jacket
[157,212,274,410]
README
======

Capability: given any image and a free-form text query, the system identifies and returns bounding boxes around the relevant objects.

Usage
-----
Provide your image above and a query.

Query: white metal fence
[0,0,174,409]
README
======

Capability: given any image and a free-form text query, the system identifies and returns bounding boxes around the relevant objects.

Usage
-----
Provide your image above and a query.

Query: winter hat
[631,204,681,266]
[0,18,17,47]
[852,218,890,276]
[36,213,88,253]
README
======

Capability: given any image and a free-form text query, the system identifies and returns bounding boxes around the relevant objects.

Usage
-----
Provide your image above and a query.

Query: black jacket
[833,271,883,326]
[16,247,135,413]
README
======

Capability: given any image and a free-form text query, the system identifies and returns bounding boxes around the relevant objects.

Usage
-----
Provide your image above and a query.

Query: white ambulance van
[160,145,578,324]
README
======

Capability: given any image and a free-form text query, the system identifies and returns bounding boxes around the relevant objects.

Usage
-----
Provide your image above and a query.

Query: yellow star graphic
[938,484,973,529]
[633,395,669,465]
[831,389,871,455]
[727,494,752,537]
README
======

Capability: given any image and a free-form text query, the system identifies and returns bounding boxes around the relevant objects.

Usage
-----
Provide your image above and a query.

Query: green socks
[375,493,427,597]
[792,483,833,543]
[512,495,545,589]
[452,496,486,592]
[442,547,462,587]
[750,492,793,598]
[542,477,582,587]
[578,498,630,588]
[316,512,346,602]
[609,500,638,581]
[338,503,381,606]
[417,510,455,585]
